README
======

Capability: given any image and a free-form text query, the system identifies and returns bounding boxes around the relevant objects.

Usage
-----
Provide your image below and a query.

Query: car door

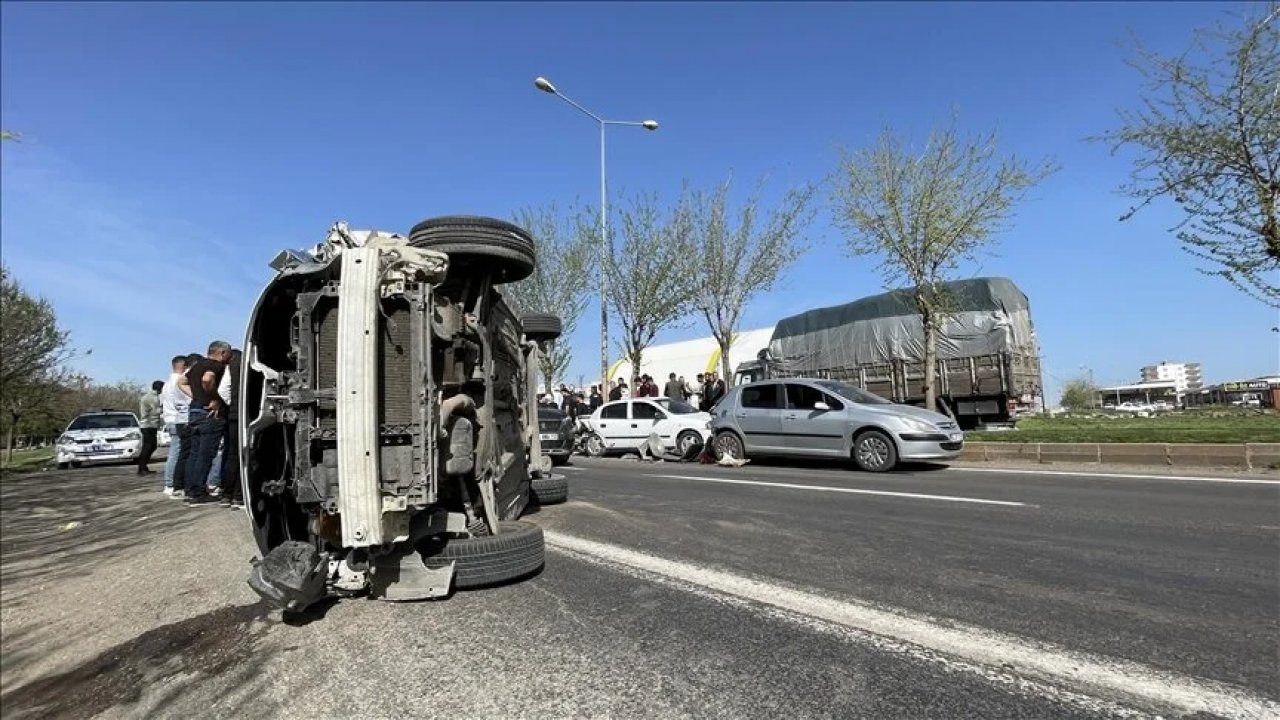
[783,382,848,456]
[630,401,672,447]
[733,383,785,453]
[595,401,630,450]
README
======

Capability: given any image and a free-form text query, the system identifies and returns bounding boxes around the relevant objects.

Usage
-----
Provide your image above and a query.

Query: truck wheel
[520,313,562,342]
[531,474,568,505]
[584,433,605,457]
[853,430,898,472]
[714,431,746,461]
[407,216,536,284]
[420,521,544,589]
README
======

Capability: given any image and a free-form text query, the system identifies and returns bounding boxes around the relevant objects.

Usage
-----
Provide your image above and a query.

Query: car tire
[676,430,703,456]
[584,433,605,457]
[530,474,568,505]
[407,216,536,284]
[852,429,898,472]
[521,313,562,343]
[714,431,746,461]
[549,454,569,467]
[70,461,82,469]
[419,520,545,590]
[57,462,69,470]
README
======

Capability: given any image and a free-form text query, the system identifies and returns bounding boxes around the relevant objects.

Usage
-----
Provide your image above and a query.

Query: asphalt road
[1,457,1276,719]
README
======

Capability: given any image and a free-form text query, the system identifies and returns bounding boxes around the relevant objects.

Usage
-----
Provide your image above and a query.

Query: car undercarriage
[238,217,562,610]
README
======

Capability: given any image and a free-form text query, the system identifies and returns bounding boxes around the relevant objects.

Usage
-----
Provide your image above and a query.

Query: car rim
[857,436,890,469]
[716,434,742,459]
[587,435,604,456]
[679,433,696,453]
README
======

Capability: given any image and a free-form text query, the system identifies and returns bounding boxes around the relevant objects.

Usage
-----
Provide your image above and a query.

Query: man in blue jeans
[160,355,190,496]
[180,341,232,507]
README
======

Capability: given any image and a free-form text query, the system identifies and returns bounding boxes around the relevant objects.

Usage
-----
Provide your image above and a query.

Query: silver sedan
[709,378,963,472]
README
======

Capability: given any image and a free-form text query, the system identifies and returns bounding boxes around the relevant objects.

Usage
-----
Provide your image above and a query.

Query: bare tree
[607,192,698,385]
[1100,5,1280,305]
[0,265,75,460]
[688,177,816,385]
[503,205,596,390]
[830,124,1056,412]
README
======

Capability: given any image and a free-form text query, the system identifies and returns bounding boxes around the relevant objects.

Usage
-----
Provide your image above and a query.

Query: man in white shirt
[160,355,191,497]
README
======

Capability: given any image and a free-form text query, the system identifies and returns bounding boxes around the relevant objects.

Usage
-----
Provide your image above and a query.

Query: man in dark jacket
[588,385,603,411]
[663,373,686,401]
[219,349,243,507]
[702,372,726,411]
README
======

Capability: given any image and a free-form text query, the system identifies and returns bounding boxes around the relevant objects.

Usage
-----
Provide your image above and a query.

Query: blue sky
[2,1,1277,400]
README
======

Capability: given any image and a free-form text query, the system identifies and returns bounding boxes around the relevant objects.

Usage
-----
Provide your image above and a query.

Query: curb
[962,441,1280,471]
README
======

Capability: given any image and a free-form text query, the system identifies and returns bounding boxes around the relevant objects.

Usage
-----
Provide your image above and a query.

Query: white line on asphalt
[949,466,1280,485]
[545,531,1278,720]
[649,474,1031,507]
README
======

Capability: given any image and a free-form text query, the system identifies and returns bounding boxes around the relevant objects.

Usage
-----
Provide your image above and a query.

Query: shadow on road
[0,466,201,606]
[0,602,278,719]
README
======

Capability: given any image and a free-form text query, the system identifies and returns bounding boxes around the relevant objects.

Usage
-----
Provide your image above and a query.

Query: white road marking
[545,531,1279,720]
[559,466,584,472]
[649,474,1030,507]
[950,466,1280,485]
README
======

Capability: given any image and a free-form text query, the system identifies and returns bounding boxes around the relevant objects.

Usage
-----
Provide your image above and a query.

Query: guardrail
[961,442,1280,470]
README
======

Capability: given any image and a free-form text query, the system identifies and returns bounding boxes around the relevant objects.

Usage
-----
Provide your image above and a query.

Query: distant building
[1185,376,1280,409]
[1140,362,1202,393]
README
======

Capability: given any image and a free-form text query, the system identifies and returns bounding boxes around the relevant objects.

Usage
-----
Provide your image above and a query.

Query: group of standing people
[538,369,729,417]
[136,341,244,508]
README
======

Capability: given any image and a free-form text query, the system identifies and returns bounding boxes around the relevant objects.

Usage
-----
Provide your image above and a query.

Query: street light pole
[534,76,658,397]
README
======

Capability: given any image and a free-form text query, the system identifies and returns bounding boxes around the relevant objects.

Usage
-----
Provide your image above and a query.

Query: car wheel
[549,453,568,467]
[530,474,568,505]
[853,430,898,472]
[520,313,562,343]
[584,433,605,457]
[70,461,82,469]
[407,216,536,284]
[57,462,69,470]
[676,430,702,456]
[419,521,545,589]
[714,431,745,461]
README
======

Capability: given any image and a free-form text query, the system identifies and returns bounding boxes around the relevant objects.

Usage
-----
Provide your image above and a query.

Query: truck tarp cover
[768,277,1036,373]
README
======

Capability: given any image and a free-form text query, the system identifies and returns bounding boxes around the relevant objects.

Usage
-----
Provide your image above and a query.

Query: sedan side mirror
[813,401,830,412]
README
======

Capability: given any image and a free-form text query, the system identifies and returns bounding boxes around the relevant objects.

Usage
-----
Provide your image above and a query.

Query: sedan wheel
[853,430,897,473]
[584,434,605,457]
[676,430,702,455]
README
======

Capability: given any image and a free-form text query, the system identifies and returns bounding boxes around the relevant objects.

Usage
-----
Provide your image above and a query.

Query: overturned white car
[238,217,564,611]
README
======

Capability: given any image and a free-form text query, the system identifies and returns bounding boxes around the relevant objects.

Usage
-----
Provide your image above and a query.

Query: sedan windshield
[654,398,700,415]
[67,413,139,431]
[816,381,892,405]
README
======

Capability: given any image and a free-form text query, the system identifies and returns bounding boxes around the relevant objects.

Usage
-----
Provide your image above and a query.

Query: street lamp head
[534,76,557,94]
[642,120,659,131]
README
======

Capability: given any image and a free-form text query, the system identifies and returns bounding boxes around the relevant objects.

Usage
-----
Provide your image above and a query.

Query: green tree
[830,123,1056,412]
[0,265,74,459]
[607,192,698,386]
[1101,5,1280,305]
[504,205,596,391]
[687,177,816,385]
[1060,376,1099,411]
[0,130,19,141]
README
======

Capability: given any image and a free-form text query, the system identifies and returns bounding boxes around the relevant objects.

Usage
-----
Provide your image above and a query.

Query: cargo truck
[734,277,1043,429]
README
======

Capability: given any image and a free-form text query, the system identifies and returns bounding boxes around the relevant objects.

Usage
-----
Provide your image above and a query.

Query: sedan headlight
[125,430,142,441]
[898,417,939,434]
[57,434,73,446]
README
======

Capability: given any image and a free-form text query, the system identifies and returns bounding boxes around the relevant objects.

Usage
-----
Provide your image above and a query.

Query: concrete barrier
[963,442,1280,470]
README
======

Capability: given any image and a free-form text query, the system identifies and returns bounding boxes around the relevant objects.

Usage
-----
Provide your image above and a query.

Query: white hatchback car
[583,398,712,457]
[56,410,144,468]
